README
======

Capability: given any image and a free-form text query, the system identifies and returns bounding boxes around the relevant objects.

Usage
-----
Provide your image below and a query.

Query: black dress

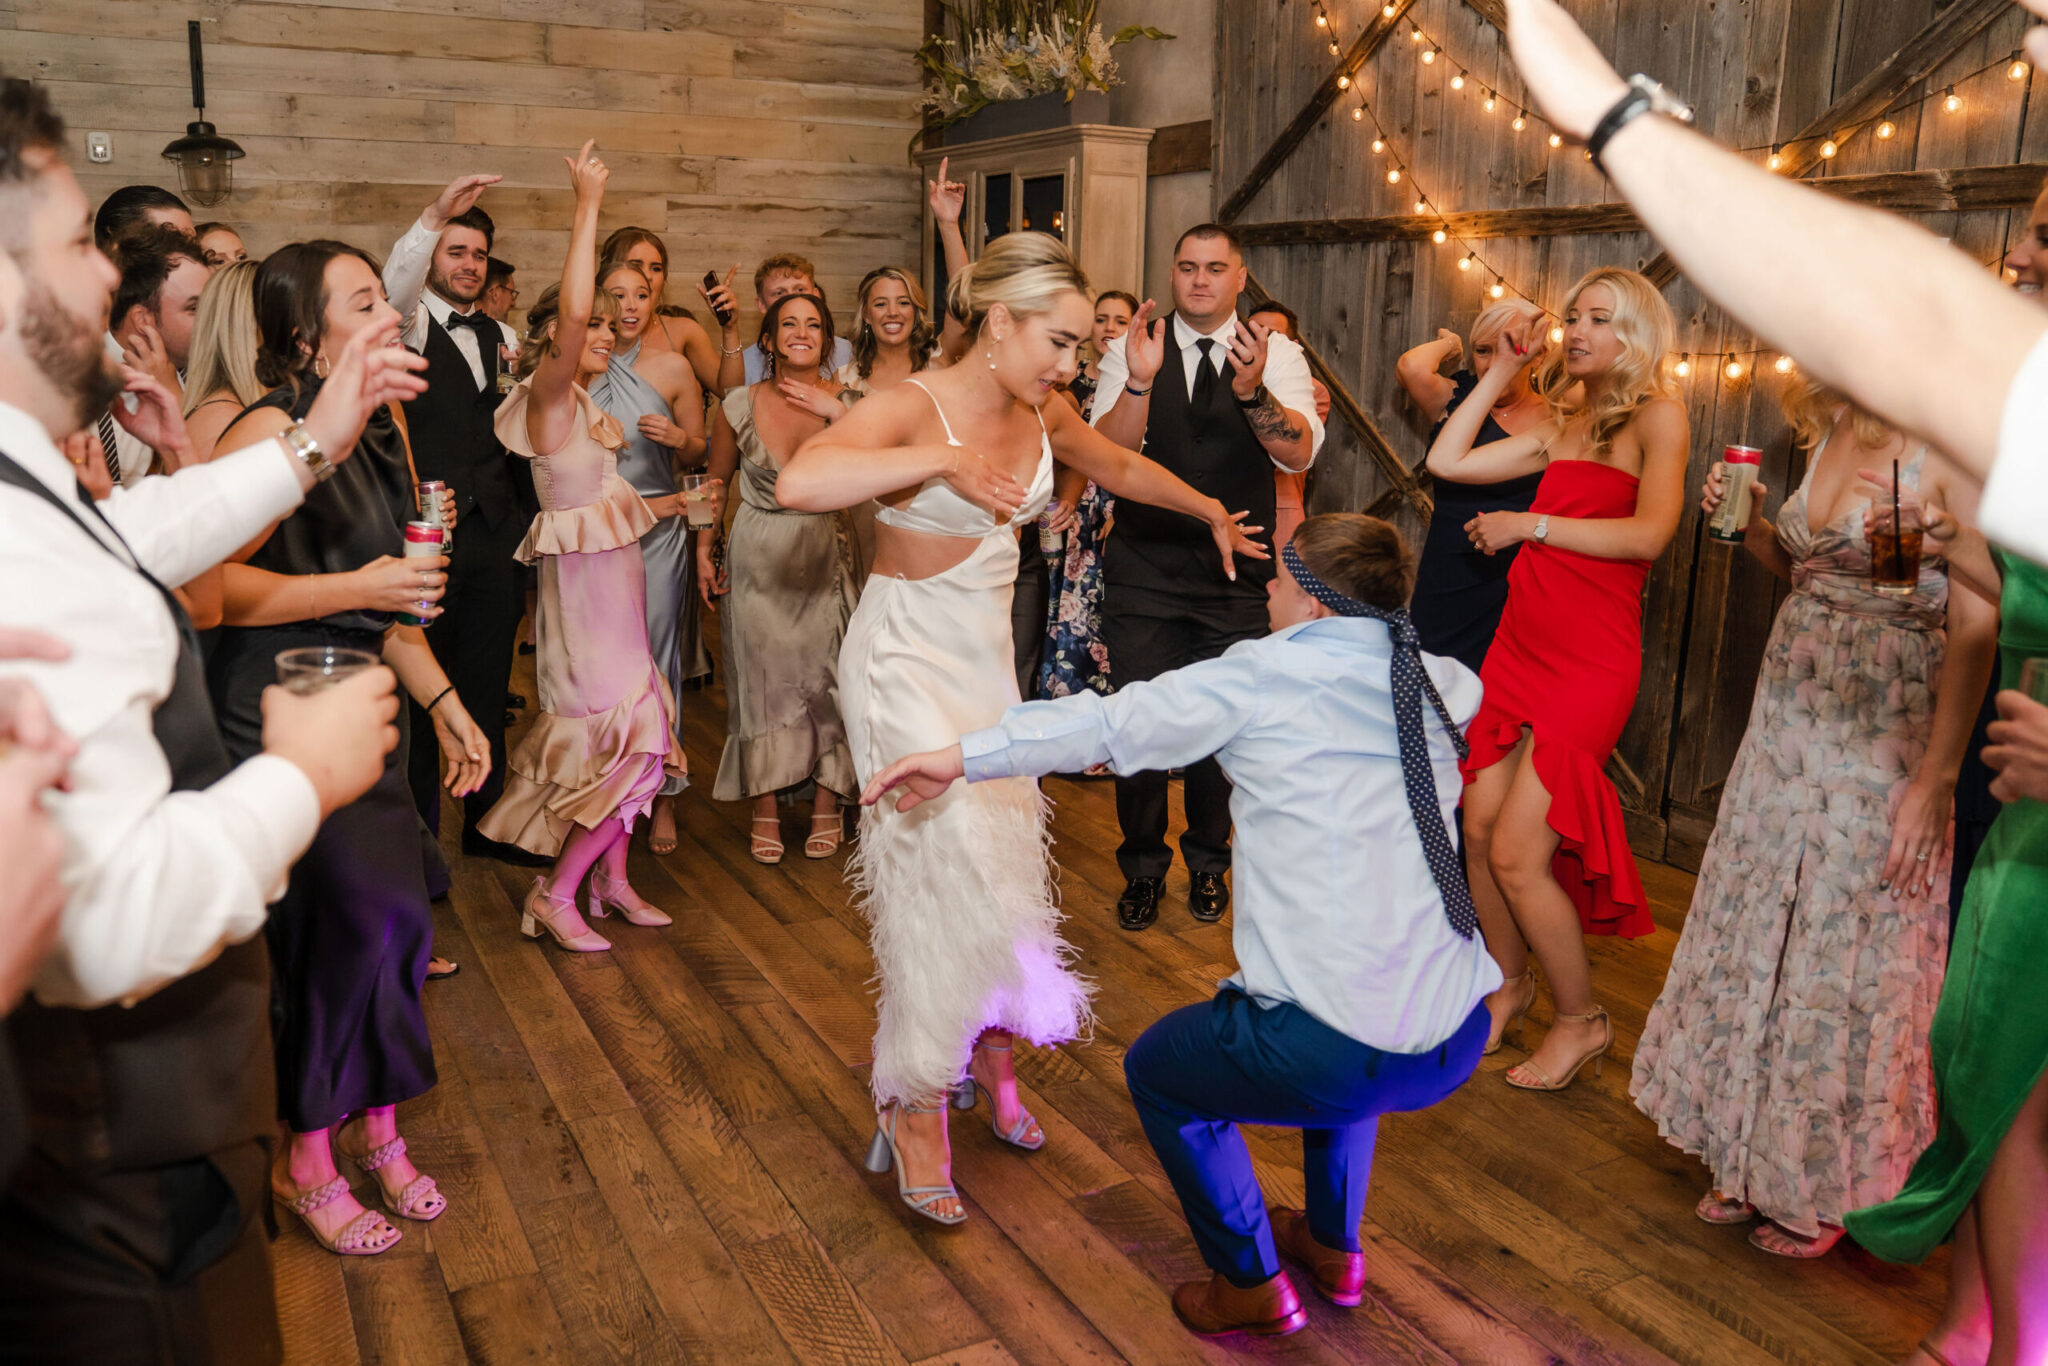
[206,383,439,1134]
[1412,370,1545,673]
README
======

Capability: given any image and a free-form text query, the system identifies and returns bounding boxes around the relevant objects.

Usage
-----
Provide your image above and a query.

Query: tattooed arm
[1228,319,1319,472]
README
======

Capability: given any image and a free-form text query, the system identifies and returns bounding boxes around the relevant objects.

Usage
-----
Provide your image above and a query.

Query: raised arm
[1426,350,1553,485]
[929,158,973,353]
[384,173,502,340]
[527,142,608,458]
[1504,0,2042,479]
[1233,322,1320,473]
[1396,329,1464,421]
[1091,304,1161,452]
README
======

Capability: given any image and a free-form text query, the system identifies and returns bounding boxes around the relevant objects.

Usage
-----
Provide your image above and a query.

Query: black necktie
[446,310,498,389]
[96,411,122,486]
[1280,543,1478,938]
[1192,338,1217,409]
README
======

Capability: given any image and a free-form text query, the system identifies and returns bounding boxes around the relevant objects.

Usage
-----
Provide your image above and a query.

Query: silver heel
[951,1080,978,1111]
[863,1125,894,1174]
[867,1103,966,1226]
[966,1040,1044,1151]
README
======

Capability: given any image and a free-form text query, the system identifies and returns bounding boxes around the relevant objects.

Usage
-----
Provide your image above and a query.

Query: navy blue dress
[1412,370,1545,674]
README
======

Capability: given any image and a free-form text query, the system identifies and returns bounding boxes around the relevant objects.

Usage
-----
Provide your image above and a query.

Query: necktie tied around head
[1280,542,1478,938]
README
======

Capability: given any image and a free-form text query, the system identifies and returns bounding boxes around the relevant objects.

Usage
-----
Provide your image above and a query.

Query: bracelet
[426,684,455,714]
[720,346,744,357]
[1123,383,1152,397]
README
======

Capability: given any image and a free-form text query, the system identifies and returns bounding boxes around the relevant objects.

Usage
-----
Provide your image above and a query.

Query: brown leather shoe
[1271,1206,1367,1306]
[1169,1270,1307,1338]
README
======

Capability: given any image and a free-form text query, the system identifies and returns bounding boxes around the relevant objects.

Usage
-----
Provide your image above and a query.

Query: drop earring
[986,344,997,371]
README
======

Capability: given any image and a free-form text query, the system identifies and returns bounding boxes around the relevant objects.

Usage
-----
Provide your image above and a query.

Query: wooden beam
[1238,161,2048,247]
[1215,0,1420,225]
[1642,0,2014,287]
[1147,120,1211,177]
[1243,270,1431,521]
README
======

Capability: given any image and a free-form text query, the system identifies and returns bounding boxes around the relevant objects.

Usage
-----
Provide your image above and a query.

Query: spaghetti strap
[903,378,963,447]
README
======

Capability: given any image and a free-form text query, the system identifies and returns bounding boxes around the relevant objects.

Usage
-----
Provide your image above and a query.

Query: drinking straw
[1892,456,1903,584]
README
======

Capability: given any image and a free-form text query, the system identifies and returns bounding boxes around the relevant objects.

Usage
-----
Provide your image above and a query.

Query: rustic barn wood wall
[10,0,925,331]
[1217,0,2048,868]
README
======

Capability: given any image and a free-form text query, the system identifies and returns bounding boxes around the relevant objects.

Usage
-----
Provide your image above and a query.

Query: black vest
[0,454,275,1181]
[1106,331,1279,597]
[405,309,521,530]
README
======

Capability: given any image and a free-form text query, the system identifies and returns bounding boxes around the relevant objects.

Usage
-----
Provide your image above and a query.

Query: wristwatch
[1586,74,1696,171]
[1233,383,1271,410]
[280,420,336,483]
[1531,515,1550,544]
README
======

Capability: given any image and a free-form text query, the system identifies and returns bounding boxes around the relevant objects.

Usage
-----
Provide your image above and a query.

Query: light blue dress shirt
[961,617,1504,1053]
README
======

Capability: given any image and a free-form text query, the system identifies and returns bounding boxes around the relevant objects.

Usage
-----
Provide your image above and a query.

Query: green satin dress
[1846,548,2048,1262]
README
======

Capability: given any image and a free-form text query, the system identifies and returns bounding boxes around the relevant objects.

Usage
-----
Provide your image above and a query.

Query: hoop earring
[314,352,330,380]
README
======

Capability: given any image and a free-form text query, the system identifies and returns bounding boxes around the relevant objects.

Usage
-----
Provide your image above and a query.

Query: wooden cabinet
[914,124,1153,309]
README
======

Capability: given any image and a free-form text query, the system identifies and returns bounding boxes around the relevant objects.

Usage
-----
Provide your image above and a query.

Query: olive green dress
[1846,548,2048,1262]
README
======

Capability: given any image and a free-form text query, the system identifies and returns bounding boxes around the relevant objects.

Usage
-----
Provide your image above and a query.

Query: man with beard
[382,176,543,865]
[98,225,210,487]
[0,79,428,1363]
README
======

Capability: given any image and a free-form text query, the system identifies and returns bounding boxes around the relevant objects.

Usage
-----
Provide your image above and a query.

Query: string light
[1483,91,1496,113]
[1548,325,1565,344]
[1314,9,1327,26]
[1413,197,1428,214]
[1422,47,1438,65]
[1548,132,1563,148]
[1489,279,1506,299]
[1337,73,1350,89]
[1512,110,1527,131]
[1387,166,1402,184]
[1450,71,1465,91]
[1382,2,1396,15]
[1328,39,1340,54]
[1820,138,1839,158]
[1410,26,1423,42]
[1674,354,1692,378]
[1774,354,1794,375]
[1944,86,1962,113]
[1432,227,1447,244]
[1877,120,1897,139]
[1371,135,1385,152]
[2011,52,2030,81]
[1354,107,1367,122]
[1458,252,1474,271]
[1724,359,1746,380]
[1768,144,1783,171]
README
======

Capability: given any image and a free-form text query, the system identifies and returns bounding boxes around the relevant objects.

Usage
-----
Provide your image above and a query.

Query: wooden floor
[276,647,1950,1365]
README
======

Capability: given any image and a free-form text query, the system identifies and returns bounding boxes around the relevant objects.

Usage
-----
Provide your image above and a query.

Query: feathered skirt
[839,528,1093,1107]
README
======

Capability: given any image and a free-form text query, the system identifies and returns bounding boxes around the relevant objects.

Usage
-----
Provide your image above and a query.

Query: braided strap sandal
[278,1175,403,1256]
[349,1134,446,1222]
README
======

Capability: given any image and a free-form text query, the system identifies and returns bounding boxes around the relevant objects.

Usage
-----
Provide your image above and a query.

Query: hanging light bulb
[1944,86,1962,113]
[2011,52,2030,81]
[1458,252,1474,272]
[1337,73,1351,89]
[1876,119,1897,140]
[1382,2,1397,15]
[1768,143,1783,171]
[1432,227,1448,244]
[1387,166,1402,184]
[1328,39,1341,54]
[1450,71,1466,91]
[1774,354,1795,375]
[1410,26,1423,42]
[1820,138,1839,158]
[1483,90,1497,113]
[1674,353,1692,378]
[1548,132,1563,148]
[1413,197,1428,214]
[1489,279,1506,299]
[1315,9,1328,26]
[1422,48,1438,65]
[1548,325,1564,345]
[1369,134,1383,152]
[1512,110,1527,132]
[1355,108,1368,124]
[1725,358,1746,381]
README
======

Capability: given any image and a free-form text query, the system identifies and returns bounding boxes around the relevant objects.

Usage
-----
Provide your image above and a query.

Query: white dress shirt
[384,216,518,386]
[0,400,322,1009]
[1091,312,1326,468]
[959,617,1500,1052]
[1984,327,2048,564]
[98,333,154,489]
[745,335,853,386]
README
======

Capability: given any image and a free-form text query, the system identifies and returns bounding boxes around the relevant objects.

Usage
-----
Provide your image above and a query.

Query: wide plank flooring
[278,644,1948,1364]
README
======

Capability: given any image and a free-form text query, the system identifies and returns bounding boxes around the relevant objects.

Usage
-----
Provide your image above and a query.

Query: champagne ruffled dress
[478,381,683,855]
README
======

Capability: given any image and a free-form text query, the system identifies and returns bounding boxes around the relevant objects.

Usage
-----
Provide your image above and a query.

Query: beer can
[402,520,444,627]
[417,480,454,553]
[1708,445,1762,543]
[1038,510,1065,558]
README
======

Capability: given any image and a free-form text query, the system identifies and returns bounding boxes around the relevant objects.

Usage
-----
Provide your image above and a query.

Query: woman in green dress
[1844,495,2048,1366]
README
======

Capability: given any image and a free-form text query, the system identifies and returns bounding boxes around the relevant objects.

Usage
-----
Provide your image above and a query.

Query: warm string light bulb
[1512,110,1527,131]
[1450,71,1465,90]
[1483,91,1497,113]
[1413,197,1428,214]
[1768,144,1783,171]
[1328,39,1341,54]
[1820,138,1839,158]
[1458,252,1474,272]
[1725,359,1747,380]
[1548,132,1563,148]
[1674,354,1692,378]
[1387,166,1402,184]
[2011,53,2030,81]
[1382,2,1396,15]
[1354,108,1368,124]
[1877,119,1897,140]
[1431,227,1447,244]
[1944,86,1962,113]
[1410,26,1423,42]
[1315,9,1328,26]
[1489,279,1506,299]
[1774,354,1795,375]
[1548,325,1564,344]
[1337,73,1351,89]
[1422,47,1438,65]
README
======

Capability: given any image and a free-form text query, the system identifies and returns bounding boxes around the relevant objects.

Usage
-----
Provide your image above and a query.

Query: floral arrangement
[915,0,1172,137]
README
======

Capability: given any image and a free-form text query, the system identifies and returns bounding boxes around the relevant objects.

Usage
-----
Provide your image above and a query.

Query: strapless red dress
[1462,459,1654,937]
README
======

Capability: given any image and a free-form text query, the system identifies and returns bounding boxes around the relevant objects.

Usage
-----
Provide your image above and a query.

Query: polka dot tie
[1281,544,1478,938]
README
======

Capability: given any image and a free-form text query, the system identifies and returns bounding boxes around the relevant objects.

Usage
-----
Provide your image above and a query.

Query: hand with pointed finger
[927,155,966,226]
[566,139,609,201]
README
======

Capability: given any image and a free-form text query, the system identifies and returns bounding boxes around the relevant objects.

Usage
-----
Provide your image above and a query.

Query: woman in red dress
[1425,266,1689,1093]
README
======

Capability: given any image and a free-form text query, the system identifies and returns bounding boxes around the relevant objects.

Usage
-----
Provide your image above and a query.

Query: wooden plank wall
[1217,0,2047,867]
[9,0,926,331]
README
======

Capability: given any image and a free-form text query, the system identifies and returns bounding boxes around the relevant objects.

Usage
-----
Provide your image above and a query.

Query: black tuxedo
[1101,330,1279,882]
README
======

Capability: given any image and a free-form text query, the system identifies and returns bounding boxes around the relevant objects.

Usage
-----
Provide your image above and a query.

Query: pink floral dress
[1630,444,1950,1237]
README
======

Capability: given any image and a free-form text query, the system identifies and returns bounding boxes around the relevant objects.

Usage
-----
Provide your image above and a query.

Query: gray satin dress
[591,341,698,796]
[711,385,859,803]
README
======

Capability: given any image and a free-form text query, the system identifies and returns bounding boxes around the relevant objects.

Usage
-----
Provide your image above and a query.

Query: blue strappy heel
[863,1101,967,1226]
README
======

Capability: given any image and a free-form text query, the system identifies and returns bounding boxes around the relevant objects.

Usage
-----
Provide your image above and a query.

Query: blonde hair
[181,259,263,416]
[517,283,623,378]
[945,231,1090,339]
[852,265,936,380]
[1533,266,1676,459]
[1778,375,1894,452]
[1469,298,1544,351]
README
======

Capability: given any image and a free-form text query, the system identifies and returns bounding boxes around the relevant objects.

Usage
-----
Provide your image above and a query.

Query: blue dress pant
[1125,988,1488,1285]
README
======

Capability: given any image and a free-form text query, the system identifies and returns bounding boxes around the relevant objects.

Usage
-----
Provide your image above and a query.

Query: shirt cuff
[1982,329,2048,563]
[210,753,323,902]
[959,727,1015,783]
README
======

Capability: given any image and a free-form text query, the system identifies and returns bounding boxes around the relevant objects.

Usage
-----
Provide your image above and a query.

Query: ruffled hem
[711,721,858,803]
[514,478,657,564]
[477,670,681,856]
[1463,715,1652,937]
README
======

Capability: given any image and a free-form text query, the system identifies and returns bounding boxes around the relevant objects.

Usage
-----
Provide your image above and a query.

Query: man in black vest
[383,175,545,864]
[0,79,420,1362]
[1091,223,1323,930]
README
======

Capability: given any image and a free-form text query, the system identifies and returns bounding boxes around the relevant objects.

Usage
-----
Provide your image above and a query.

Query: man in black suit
[1089,224,1323,930]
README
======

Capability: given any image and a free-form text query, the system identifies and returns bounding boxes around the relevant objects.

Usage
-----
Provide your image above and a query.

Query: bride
[776,231,1263,1225]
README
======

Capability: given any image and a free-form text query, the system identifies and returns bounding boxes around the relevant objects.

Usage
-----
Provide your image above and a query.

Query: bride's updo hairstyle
[944,230,1091,339]
[1288,513,1416,611]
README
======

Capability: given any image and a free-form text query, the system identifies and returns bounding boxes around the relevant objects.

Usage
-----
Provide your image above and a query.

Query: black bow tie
[445,310,496,334]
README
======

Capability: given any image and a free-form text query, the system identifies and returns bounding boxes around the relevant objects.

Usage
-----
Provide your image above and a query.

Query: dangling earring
[314,351,330,380]
[987,334,999,371]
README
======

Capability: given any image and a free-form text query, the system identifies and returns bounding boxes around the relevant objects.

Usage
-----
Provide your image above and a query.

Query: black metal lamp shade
[161,121,243,206]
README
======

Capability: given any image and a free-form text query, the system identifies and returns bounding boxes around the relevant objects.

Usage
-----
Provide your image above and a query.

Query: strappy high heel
[804,811,843,859]
[750,815,784,865]
[1483,970,1538,1056]
[335,1122,446,1222]
[952,1039,1045,1151]
[862,1101,966,1226]
[587,866,672,927]
[1505,1006,1611,1091]
[274,1175,402,1256]
[520,877,610,953]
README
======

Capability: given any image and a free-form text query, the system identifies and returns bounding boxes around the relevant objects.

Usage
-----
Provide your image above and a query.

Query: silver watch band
[280,420,335,483]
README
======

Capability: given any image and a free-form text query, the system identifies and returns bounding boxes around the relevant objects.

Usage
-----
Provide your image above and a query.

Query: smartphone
[704,270,735,327]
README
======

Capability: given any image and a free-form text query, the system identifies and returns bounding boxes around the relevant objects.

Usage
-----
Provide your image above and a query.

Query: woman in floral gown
[1630,383,1998,1257]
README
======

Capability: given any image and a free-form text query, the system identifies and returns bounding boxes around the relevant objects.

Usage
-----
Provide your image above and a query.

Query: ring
[1916,853,1929,861]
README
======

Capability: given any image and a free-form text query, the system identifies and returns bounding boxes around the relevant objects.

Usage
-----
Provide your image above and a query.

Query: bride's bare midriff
[869,515,982,582]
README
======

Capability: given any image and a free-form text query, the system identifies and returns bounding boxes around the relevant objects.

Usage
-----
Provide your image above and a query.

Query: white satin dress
[840,379,1094,1108]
